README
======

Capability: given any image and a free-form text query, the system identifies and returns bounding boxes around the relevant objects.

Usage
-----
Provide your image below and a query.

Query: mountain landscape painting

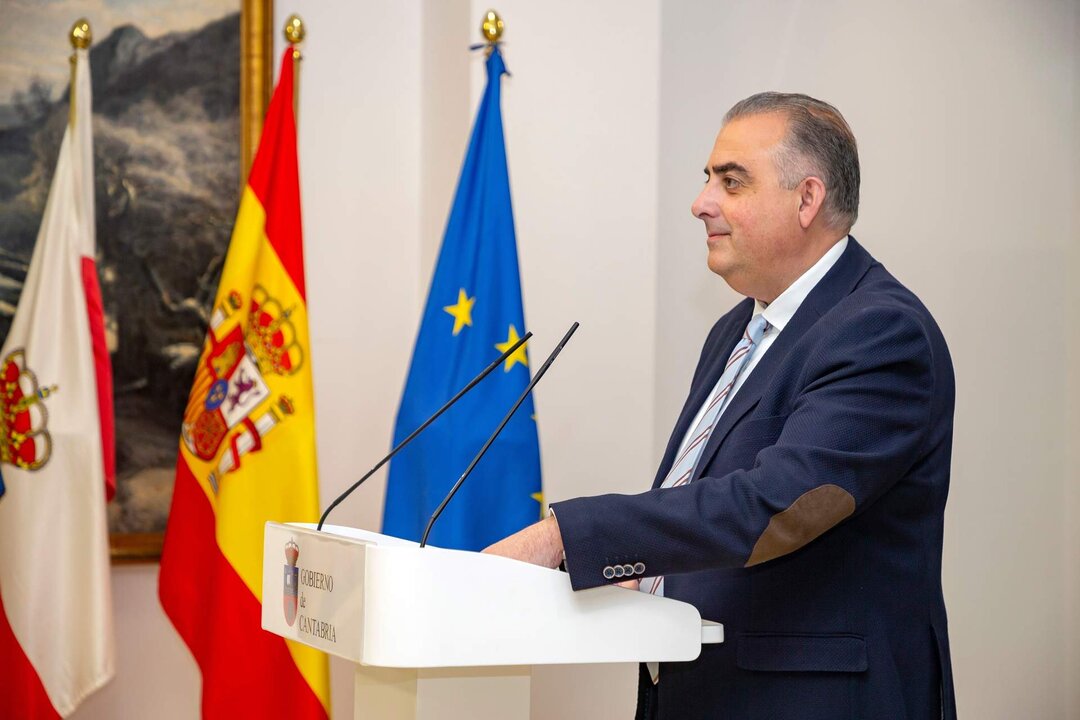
[0,1,244,547]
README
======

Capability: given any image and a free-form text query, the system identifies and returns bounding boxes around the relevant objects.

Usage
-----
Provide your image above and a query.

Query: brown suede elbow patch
[745,484,856,567]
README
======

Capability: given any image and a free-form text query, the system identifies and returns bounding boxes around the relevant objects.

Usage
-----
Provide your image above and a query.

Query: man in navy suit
[485,93,956,720]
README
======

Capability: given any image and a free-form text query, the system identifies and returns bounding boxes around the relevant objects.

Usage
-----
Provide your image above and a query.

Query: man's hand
[483,515,564,568]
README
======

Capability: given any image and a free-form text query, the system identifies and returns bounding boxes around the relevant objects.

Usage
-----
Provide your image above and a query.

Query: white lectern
[262,522,723,719]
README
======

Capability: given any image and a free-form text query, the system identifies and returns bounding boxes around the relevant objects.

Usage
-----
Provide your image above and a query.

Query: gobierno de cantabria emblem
[284,540,300,626]
[0,349,57,472]
[180,284,304,494]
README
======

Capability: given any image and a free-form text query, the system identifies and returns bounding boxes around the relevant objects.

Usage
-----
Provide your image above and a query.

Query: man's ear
[797,176,827,230]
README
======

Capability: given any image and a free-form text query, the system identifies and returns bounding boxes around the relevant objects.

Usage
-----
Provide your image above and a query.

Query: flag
[0,43,115,718]
[158,50,329,719]
[383,45,542,551]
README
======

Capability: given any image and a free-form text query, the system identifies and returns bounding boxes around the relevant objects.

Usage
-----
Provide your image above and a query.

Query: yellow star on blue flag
[495,325,529,371]
[444,289,475,336]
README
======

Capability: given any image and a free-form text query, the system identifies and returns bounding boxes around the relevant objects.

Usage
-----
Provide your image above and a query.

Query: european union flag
[382,46,541,551]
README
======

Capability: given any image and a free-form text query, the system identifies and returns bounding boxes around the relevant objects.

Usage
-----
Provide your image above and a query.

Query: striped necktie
[642,313,770,682]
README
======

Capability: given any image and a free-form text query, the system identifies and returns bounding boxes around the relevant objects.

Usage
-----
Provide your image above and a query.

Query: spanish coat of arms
[181,284,303,494]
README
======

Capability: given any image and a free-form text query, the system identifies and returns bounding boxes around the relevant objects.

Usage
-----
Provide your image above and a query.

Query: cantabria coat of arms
[284,539,300,626]
[0,349,57,472]
[181,284,304,493]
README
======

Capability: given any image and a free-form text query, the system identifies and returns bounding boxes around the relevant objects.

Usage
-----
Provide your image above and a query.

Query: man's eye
[723,177,741,189]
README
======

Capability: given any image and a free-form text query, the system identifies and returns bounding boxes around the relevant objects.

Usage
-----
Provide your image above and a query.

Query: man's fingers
[615,579,640,590]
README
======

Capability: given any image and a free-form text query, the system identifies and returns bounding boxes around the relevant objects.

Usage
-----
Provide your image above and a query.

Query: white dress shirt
[672,236,849,461]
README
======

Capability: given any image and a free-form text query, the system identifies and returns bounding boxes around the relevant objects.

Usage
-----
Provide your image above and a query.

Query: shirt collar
[755,235,849,331]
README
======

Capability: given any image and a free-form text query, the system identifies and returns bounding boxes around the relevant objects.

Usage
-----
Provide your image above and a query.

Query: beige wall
[72,1,1077,718]
[1067,2,1080,714]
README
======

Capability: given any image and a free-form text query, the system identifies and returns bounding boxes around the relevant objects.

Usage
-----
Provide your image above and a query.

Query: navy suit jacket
[551,238,956,720]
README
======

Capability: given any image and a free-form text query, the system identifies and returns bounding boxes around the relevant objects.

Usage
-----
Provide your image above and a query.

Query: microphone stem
[420,322,579,548]
[316,331,532,531]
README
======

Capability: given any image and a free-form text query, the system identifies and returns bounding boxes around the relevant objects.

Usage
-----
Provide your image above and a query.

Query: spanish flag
[159,50,329,718]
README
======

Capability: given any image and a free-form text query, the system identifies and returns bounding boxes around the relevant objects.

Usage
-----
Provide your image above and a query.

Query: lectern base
[354,665,531,720]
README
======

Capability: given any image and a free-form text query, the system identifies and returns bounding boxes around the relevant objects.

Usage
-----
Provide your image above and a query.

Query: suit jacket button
[622,564,635,576]
[633,562,645,575]
[614,565,626,578]
[603,566,616,580]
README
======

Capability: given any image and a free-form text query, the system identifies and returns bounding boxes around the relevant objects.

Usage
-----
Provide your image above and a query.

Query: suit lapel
[689,237,876,481]
[651,300,754,489]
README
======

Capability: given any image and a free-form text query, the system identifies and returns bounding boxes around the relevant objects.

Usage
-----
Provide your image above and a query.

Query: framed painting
[0,0,274,561]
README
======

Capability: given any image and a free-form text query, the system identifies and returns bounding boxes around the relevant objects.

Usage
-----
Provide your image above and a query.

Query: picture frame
[3,1,281,563]
[108,0,275,563]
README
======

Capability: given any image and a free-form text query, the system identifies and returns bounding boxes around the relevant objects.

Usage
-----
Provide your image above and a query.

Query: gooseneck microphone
[419,321,579,548]
[316,331,532,531]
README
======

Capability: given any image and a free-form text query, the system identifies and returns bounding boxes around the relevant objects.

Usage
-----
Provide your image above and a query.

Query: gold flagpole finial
[283,14,304,125]
[481,10,504,45]
[69,19,92,128]
[284,14,305,56]
[70,18,92,49]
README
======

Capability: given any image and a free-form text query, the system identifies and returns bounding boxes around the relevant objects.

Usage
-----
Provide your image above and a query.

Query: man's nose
[691,186,716,219]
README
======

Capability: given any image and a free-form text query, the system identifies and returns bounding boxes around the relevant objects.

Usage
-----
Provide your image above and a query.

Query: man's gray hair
[724,92,860,231]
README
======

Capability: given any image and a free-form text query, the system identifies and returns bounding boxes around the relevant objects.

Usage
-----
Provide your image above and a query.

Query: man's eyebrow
[707,162,752,179]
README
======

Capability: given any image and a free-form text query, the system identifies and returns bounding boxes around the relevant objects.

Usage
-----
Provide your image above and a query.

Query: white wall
[1067,4,1080,716]
[72,564,199,719]
[70,1,1078,718]
[420,0,471,281]
[284,3,424,714]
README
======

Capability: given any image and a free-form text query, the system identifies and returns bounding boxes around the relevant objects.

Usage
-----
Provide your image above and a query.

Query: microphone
[316,331,532,531]
[419,321,579,548]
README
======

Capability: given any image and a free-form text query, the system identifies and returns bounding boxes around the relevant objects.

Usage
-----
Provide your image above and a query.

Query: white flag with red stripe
[0,44,116,718]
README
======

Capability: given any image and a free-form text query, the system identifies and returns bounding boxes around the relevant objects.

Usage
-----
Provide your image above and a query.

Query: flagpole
[480,9,504,56]
[283,14,304,126]
[69,19,92,129]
